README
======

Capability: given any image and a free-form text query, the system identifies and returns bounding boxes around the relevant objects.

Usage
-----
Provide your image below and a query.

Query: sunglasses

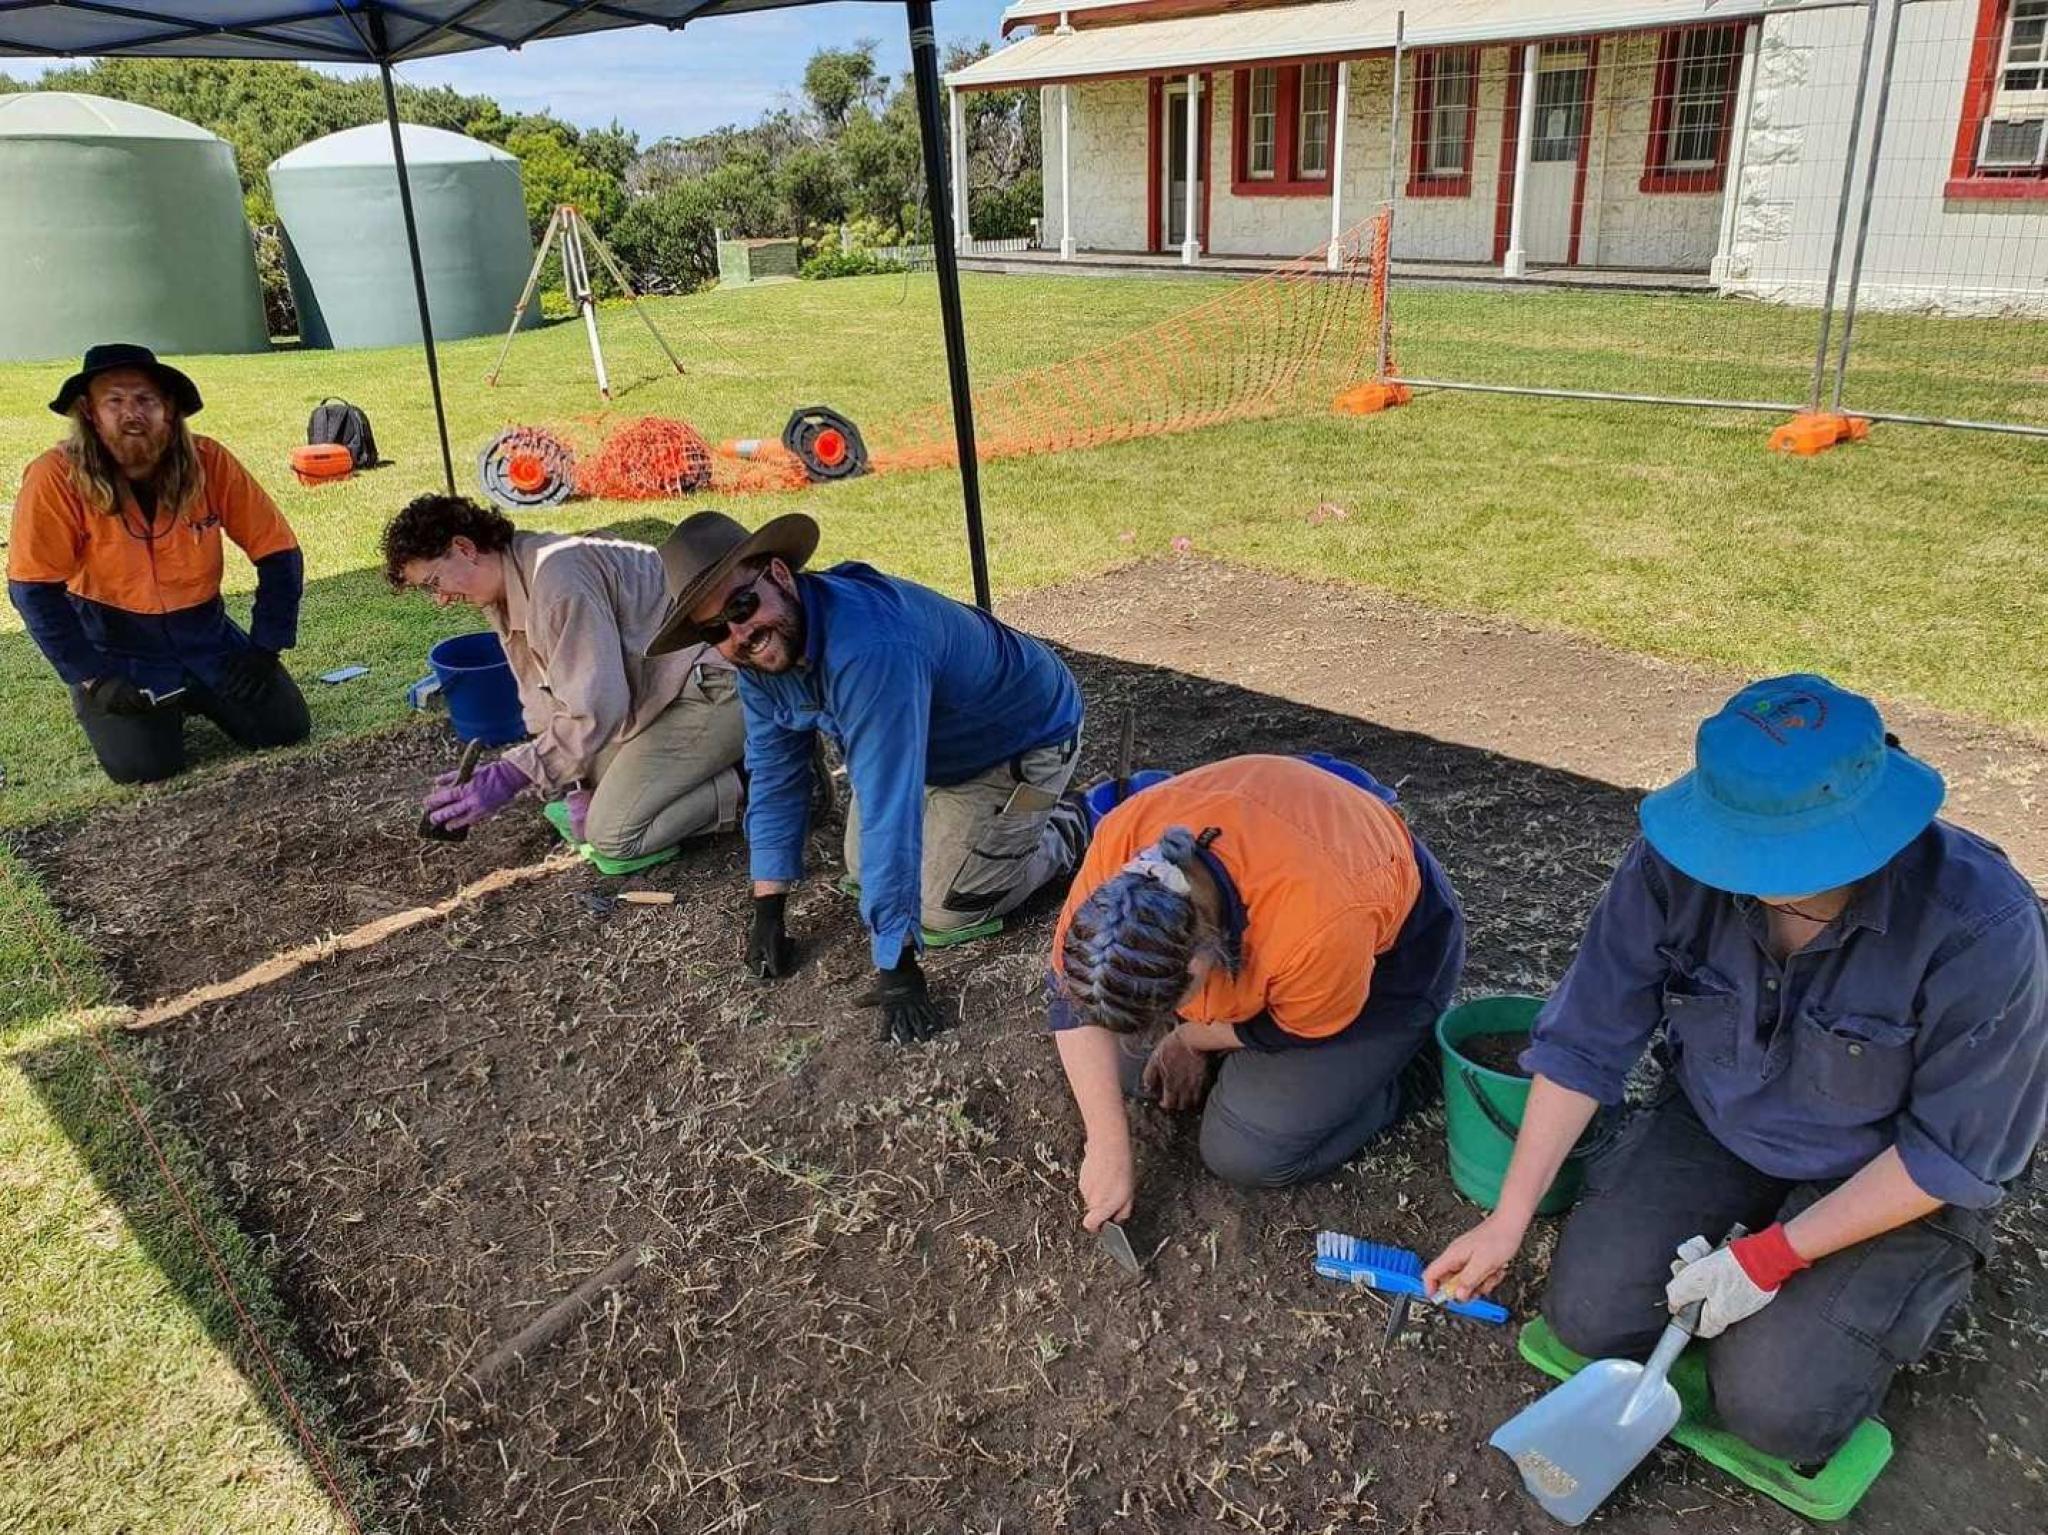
[699,567,773,645]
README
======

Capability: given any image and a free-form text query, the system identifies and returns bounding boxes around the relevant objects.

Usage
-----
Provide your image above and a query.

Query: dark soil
[22,572,2047,1535]
[1454,1032,1532,1079]
[11,725,559,1004]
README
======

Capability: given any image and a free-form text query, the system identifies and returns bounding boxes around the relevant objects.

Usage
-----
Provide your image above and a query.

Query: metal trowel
[1098,1220,1142,1277]
[418,737,483,843]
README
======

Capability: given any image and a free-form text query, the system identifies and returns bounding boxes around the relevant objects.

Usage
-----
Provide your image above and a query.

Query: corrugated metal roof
[0,2,897,66]
[952,0,1782,89]
[0,90,222,140]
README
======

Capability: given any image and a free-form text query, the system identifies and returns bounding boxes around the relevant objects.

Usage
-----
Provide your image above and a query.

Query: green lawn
[1,270,2043,1533]
[4,272,2045,829]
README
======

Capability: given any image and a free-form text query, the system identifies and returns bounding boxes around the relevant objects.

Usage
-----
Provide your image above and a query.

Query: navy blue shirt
[1524,825,2048,1208]
[741,563,1084,968]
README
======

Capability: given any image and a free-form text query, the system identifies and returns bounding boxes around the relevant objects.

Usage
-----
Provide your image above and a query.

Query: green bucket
[1437,995,1588,1216]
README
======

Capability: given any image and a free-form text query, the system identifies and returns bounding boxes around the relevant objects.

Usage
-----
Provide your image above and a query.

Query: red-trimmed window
[1642,25,1742,193]
[1949,0,2048,197]
[1232,63,1342,194]
[1408,49,1477,197]
[1298,62,1335,178]
[1245,67,1280,178]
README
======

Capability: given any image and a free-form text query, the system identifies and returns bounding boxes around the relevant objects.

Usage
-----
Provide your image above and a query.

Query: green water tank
[0,92,269,364]
[271,123,537,352]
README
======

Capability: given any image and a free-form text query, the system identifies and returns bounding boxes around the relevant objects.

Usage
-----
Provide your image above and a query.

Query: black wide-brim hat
[49,343,203,417]
[648,510,820,655]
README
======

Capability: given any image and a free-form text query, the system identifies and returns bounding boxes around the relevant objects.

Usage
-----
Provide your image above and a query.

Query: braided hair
[1059,826,1222,1034]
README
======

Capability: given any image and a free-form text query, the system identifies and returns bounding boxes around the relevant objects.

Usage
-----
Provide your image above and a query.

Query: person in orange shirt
[7,344,309,784]
[1048,754,1466,1228]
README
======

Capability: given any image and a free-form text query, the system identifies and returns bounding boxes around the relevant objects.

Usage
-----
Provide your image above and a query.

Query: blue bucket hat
[1639,674,1944,897]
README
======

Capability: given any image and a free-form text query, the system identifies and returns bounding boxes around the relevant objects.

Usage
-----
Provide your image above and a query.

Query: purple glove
[424,757,529,830]
[565,787,592,843]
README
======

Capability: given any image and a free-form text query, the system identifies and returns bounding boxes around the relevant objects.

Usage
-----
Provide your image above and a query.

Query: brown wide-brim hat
[649,510,820,655]
[49,342,203,417]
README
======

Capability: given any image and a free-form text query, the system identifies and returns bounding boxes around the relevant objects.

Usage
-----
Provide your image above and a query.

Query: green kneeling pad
[1516,1316,1892,1521]
[542,799,680,877]
[835,877,1003,950]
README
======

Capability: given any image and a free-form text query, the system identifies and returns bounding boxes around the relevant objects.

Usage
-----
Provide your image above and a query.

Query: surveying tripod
[486,203,685,401]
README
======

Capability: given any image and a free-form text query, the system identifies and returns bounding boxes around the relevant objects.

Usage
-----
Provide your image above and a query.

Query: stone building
[946,0,2048,312]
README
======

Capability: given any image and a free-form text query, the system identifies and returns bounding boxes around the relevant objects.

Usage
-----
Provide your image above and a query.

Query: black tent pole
[376,53,458,495]
[904,0,991,611]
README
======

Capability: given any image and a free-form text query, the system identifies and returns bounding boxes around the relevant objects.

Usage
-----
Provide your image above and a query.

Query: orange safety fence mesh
[869,207,1394,475]
[479,209,1393,507]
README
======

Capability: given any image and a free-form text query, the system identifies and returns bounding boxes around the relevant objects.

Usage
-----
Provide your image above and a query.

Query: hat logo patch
[1738,691,1828,745]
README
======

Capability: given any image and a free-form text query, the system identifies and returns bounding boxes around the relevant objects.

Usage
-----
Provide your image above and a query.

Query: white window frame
[1247,67,1278,179]
[1664,28,1736,172]
[1995,0,2048,113]
[1427,52,1473,177]
[1297,62,1334,178]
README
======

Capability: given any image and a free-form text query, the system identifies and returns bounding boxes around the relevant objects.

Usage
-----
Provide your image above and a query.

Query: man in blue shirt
[1426,675,2046,1466]
[650,511,1089,1044]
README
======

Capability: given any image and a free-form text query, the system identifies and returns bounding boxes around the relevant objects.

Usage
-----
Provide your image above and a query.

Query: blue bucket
[1299,751,1399,806]
[427,631,526,746]
[1083,769,1173,830]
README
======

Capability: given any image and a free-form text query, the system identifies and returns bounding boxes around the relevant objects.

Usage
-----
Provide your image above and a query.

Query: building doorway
[1159,77,1209,252]
[1522,42,1593,265]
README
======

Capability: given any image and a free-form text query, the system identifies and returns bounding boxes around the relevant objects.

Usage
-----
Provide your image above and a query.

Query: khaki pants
[844,734,1082,932]
[585,666,744,860]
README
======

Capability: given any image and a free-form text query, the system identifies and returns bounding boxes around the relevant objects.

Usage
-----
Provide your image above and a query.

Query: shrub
[799,248,907,281]
[251,225,298,340]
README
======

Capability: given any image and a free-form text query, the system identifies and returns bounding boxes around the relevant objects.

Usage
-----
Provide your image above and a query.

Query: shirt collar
[1193,835,1247,973]
[1734,853,1898,950]
[797,571,825,673]
[498,533,542,634]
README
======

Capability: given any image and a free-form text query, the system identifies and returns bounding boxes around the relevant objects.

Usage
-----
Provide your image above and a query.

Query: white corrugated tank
[271,122,537,351]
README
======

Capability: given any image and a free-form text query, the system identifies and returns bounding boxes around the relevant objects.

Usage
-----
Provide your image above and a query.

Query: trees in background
[3,39,1044,306]
[611,40,1043,291]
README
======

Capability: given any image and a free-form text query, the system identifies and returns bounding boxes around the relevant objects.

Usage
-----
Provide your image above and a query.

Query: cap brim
[1640,750,1945,896]
[646,512,819,656]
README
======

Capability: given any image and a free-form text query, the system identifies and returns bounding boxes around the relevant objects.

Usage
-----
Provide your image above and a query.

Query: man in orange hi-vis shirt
[8,344,309,785]
[1048,754,1465,1228]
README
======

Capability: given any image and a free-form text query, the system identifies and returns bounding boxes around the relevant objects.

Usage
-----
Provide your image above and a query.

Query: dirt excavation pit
[18,572,2044,1534]
[14,725,560,1005]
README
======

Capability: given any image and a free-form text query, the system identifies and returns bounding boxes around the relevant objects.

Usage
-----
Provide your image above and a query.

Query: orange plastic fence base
[1768,412,1870,456]
[1334,381,1412,416]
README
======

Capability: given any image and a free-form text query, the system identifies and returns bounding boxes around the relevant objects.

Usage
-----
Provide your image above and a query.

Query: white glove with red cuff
[1665,1223,1811,1338]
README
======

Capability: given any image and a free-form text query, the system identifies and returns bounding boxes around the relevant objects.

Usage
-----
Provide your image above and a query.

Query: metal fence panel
[1832,0,2048,434]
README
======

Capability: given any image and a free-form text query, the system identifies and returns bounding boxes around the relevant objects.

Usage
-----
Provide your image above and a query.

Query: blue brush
[1314,1231,1510,1326]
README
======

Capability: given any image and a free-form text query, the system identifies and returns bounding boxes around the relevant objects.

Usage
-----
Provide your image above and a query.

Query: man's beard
[735,612,804,674]
[103,421,171,481]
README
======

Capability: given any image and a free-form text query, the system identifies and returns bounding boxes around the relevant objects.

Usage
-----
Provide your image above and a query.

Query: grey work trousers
[843,733,1083,933]
[1543,1087,1989,1465]
[1119,993,1440,1189]
[584,666,744,860]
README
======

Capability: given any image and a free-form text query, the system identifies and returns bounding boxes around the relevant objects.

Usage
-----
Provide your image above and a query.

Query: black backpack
[307,397,378,470]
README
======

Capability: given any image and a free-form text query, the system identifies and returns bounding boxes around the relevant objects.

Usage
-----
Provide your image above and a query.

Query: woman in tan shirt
[382,494,742,859]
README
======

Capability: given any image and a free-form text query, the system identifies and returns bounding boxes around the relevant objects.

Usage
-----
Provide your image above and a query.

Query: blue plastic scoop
[1489,1304,1698,1525]
[1488,1225,1745,1525]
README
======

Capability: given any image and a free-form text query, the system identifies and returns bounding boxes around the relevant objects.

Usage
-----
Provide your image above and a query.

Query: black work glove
[217,648,281,705]
[746,892,797,980]
[856,952,946,1046]
[84,675,153,717]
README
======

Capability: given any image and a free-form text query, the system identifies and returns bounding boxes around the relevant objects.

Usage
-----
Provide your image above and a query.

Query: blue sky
[11,2,1015,145]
